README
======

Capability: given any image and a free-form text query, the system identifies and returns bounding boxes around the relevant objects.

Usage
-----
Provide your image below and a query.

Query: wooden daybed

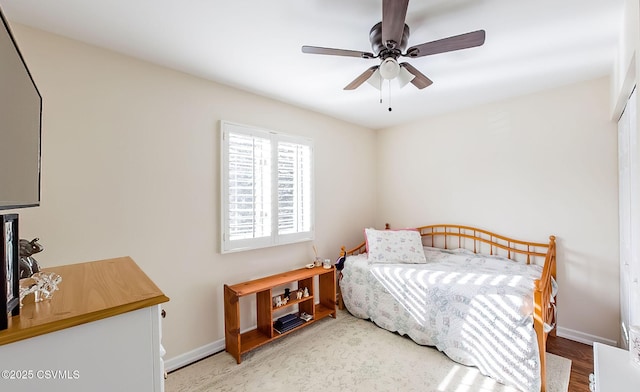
[338,224,557,392]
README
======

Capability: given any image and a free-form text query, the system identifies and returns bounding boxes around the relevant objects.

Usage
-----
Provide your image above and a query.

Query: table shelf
[224,266,336,364]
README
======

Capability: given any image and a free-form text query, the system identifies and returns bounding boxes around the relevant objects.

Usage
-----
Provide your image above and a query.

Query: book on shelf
[274,316,302,329]
[276,314,298,324]
[273,318,304,334]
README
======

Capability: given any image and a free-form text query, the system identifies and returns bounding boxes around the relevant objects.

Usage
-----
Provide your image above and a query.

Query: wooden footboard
[534,235,557,392]
[340,224,557,392]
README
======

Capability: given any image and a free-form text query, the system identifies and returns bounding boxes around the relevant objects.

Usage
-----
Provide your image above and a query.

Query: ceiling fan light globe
[379,58,400,80]
[366,69,383,90]
[397,66,415,88]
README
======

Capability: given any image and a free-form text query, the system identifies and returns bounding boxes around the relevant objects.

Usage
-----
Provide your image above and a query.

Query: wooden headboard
[343,223,555,267]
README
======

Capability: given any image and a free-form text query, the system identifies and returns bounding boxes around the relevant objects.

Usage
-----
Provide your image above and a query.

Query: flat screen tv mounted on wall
[0,6,42,210]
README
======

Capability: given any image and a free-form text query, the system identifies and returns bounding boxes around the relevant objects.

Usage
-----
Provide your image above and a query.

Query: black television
[0,6,42,210]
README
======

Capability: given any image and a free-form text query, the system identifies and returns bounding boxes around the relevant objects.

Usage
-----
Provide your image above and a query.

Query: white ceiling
[1,0,625,130]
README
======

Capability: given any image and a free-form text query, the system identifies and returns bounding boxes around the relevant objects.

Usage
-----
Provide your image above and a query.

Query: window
[221,121,314,253]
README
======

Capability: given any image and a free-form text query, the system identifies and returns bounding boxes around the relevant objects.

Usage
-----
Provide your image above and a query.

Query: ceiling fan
[301,0,485,91]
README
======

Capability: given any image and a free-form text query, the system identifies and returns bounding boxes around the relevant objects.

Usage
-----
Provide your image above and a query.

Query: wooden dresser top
[0,256,169,346]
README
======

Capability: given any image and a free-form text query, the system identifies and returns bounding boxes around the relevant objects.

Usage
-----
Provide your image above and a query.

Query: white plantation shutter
[227,132,271,241]
[277,141,312,237]
[221,121,314,253]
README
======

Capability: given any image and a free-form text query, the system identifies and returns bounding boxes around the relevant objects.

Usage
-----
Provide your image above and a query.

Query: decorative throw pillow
[365,228,427,264]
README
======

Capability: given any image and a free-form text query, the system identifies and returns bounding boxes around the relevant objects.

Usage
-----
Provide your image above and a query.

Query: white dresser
[591,342,640,391]
[0,257,169,392]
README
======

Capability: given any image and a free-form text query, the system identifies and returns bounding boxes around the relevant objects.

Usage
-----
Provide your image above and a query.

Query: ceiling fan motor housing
[369,21,409,58]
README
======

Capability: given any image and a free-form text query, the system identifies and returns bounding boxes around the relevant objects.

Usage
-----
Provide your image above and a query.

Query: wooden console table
[224,265,336,364]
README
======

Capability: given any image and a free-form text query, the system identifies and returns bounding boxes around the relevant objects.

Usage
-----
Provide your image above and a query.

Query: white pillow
[365,228,427,264]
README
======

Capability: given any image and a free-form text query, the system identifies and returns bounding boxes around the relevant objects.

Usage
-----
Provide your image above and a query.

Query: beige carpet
[166,309,571,392]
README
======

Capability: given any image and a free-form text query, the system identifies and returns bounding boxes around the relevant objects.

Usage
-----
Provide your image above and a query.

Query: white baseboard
[165,326,616,372]
[556,326,617,347]
[164,338,225,373]
[165,308,322,372]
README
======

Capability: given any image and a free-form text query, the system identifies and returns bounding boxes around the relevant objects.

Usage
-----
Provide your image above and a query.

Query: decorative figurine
[303,287,309,297]
[36,272,62,300]
[18,271,62,307]
[274,296,282,307]
[18,238,43,279]
[17,237,62,306]
[19,279,38,307]
[296,290,303,300]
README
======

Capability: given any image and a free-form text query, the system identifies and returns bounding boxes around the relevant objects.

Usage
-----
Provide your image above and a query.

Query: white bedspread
[339,247,544,392]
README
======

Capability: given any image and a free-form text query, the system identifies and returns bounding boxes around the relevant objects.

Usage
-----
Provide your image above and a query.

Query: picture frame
[0,213,20,330]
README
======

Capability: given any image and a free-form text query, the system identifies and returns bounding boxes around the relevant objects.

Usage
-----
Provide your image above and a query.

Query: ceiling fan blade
[404,30,486,58]
[400,63,433,89]
[382,0,409,49]
[302,45,375,59]
[344,66,379,90]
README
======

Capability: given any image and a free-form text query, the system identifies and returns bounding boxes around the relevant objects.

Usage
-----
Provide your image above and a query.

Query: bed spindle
[473,230,478,253]
[444,229,448,249]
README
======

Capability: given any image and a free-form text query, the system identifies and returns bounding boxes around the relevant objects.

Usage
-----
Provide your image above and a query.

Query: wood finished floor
[546,335,593,392]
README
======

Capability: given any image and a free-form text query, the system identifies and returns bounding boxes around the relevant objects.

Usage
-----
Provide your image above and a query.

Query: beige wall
[8,24,377,362]
[376,77,620,344]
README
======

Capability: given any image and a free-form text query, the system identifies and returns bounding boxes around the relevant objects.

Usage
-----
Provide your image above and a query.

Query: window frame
[220,120,314,253]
